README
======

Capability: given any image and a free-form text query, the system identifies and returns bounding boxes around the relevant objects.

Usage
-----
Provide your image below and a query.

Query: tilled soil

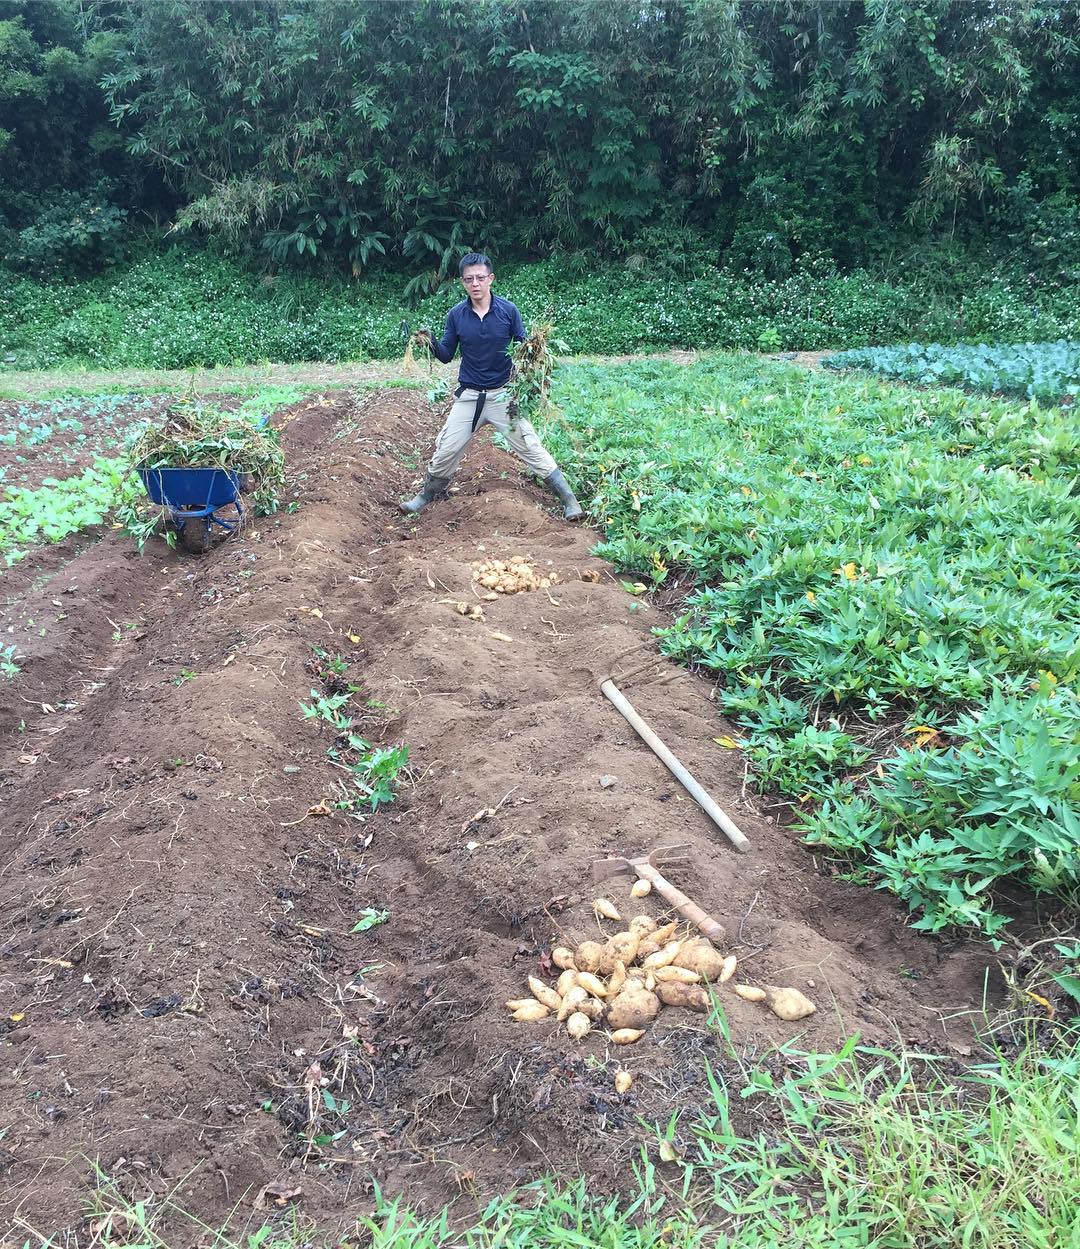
[0,388,997,1243]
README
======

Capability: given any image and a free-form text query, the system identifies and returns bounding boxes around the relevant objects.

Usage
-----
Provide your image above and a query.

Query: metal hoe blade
[591,843,692,882]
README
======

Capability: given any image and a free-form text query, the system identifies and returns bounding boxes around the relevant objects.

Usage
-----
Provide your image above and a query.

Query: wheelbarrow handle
[635,862,727,945]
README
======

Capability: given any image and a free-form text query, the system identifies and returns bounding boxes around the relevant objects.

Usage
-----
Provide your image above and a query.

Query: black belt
[455,384,489,433]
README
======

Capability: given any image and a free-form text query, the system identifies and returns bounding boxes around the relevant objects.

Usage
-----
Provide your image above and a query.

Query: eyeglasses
[462,274,492,284]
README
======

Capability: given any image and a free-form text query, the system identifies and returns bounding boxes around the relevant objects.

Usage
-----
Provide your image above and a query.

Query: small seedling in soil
[171,668,196,685]
[351,908,389,933]
[1,645,22,678]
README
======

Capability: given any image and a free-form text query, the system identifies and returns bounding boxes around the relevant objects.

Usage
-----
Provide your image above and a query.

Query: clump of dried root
[403,330,434,375]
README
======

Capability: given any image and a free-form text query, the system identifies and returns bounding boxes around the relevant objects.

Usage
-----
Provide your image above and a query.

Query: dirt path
[0,388,992,1241]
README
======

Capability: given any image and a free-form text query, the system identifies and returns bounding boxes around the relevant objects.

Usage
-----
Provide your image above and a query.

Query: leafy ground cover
[542,356,1080,942]
[4,248,1080,372]
[825,340,1080,403]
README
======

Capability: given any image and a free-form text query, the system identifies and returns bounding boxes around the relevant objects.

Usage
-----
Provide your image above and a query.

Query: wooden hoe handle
[637,863,726,945]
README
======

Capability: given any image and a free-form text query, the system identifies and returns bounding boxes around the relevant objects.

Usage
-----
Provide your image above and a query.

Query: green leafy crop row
[826,340,1080,403]
[543,356,1079,938]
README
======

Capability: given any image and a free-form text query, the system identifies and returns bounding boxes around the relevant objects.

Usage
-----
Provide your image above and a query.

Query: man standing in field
[399,252,583,520]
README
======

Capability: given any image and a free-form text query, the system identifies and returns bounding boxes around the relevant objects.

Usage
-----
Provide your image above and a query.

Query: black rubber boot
[544,469,584,521]
[399,473,450,515]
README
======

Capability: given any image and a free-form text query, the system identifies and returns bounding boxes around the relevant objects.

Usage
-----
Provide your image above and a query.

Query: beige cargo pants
[427,387,557,480]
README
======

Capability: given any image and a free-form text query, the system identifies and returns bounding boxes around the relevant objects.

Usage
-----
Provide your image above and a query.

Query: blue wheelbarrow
[138,466,251,554]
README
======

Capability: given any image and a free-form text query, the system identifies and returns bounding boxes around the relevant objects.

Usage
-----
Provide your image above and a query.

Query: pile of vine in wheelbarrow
[119,400,286,539]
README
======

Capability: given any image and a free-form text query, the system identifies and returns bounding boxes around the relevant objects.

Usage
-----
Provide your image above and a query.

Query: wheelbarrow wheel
[179,514,212,555]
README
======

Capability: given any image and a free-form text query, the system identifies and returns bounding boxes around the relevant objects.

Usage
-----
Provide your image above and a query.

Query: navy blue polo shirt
[430,294,526,390]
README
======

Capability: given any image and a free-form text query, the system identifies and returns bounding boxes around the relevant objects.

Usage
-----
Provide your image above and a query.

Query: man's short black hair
[459,252,493,276]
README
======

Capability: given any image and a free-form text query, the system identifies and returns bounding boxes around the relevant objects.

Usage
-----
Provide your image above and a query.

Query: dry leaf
[310,608,324,619]
[489,631,514,643]
[347,632,361,643]
[713,735,741,749]
[658,1140,679,1162]
[254,1181,303,1210]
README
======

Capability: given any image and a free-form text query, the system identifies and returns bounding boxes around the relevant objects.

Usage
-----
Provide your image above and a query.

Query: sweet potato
[653,965,701,984]
[512,1002,550,1021]
[557,986,588,1021]
[642,941,682,970]
[630,879,652,898]
[566,1012,591,1040]
[552,947,577,971]
[574,940,604,974]
[599,931,639,974]
[607,960,628,998]
[610,1028,646,1044]
[614,1070,633,1093]
[528,976,561,1011]
[734,984,767,1002]
[763,986,816,1021]
[605,988,660,1031]
[593,898,622,922]
[673,941,728,982]
[578,998,605,1020]
[556,969,579,998]
[655,982,709,1012]
[576,972,608,999]
[628,915,658,938]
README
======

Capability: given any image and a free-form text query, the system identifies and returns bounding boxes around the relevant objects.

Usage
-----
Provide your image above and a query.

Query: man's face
[461,265,493,299]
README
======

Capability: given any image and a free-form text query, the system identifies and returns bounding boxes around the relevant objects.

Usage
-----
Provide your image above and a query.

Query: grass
[14,1021,1079,1248]
[0,363,434,402]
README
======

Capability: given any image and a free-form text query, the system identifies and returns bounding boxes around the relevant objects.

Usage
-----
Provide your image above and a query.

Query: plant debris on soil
[0,386,1001,1241]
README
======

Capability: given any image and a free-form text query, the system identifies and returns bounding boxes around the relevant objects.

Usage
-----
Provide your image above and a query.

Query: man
[399,252,583,520]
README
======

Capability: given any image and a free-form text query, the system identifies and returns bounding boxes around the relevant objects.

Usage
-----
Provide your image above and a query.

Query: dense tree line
[2,0,1078,279]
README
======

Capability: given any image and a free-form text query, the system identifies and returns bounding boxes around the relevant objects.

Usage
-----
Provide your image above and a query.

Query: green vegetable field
[544,357,1079,938]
